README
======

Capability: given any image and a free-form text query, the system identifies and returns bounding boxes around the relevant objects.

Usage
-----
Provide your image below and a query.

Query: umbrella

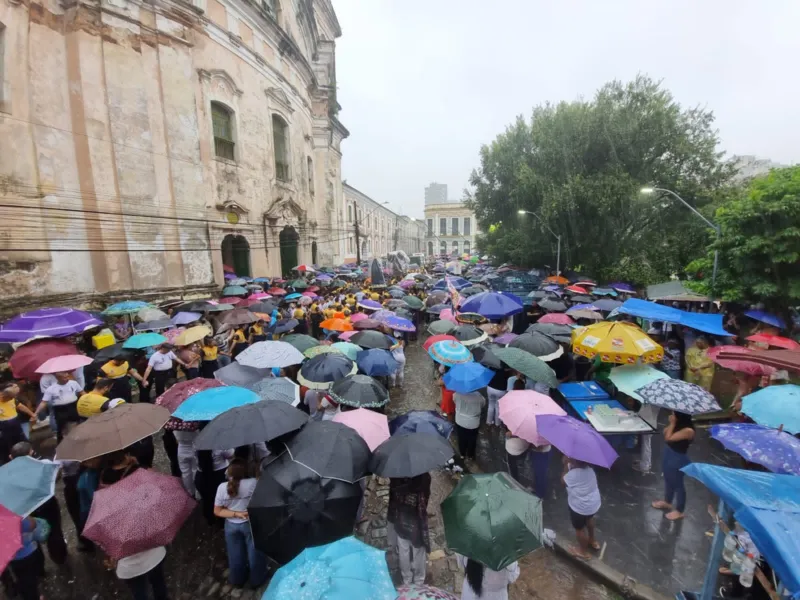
[422,334,458,351]
[293,265,315,273]
[252,377,301,406]
[228,278,248,286]
[498,390,566,446]
[385,316,416,332]
[270,319,299,335]
[741,385,800,434]
[103,301,153,316]
[173,325,212,347]
[371,309,396,322]
[284,293,303,301]
[282,334,320,353]
[567,303,599,312]
[298,354,357,389]
[262,535,396,599]
[471,343,505,369]
[593,299,622,312]
[122,332,167,349]
[137,307,169,322]
[358,299,382,310]
[591,287,617,297]
[706,345,776,376]
[746,334,800,350]
[0,457,59,516]
[350,330,394,350]
[284,420,370,482]
[222,285,248,296]
[536,415,619,468]
[135,318,173,332]
[331,342,362,360]
[526,322,573,343]
[0,505,22,573]
[537,299,568,312]
[389,410,453,439]
[572,322,663,364]
[235,341,304,369]
[426,304,450,316]
[250,300,280,314]
[427,320,456,335]
[320,318,354,332]
[268,287,287,296]
[194,400,308,450]
[509,332,563,361]
[92,343,137,364]
[451,325,488,347]
[288,279,308,290]
[426,291,449,306]
[356,349,398,376]
[155,378,224,413]
[83,469,195,560]
[329,375,389,408]
[439,308,457,324]
[396,585,458,600]
[171,311,202,326]
[304,345,342,359]
[402,296,424,310]
[174,301,214,312]
[214,362,272,388]
[389,289,406,299]
[443,362,494,393]
[349,313,368,323]
[493,333,518,345]
[710,423,800,475]
[369,432,454,478]
[493,347,558,387]
[455,312,489,326]
[35,354,93,374]
[428,340,473,366]
[353,318,382,331]
[607,365,670,402]
[566,309,603,321]
[460,286,486,297]
[538,313,574,325]
[634,378,721,415]
[442,472,543,571]
[332,409,390,451]
[744,310,786,330]
[218,309,258,326]
[56,403,170,461]
[337,331,358,341]
[220,297,243,305]
[172,386,261,421]
[0,307,104,343]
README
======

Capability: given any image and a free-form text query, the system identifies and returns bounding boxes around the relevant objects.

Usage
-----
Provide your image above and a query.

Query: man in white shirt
[35,371,85,440]
[142,344,188,400]
[39,367,85,433]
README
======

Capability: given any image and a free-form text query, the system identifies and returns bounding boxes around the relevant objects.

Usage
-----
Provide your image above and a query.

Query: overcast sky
[332,0,800,218]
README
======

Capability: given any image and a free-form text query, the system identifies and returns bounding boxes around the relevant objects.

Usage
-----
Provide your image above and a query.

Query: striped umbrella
[428,340,473,366]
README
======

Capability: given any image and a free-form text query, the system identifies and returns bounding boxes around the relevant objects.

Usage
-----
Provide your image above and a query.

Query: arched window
[452,241,459,255]
[272,114,290,181]
[427,241,434,255]
[439,241,447,255]
[307,157,314,194]
[347,204,353,223]
[211,102,235,161]
[463,241,471,256]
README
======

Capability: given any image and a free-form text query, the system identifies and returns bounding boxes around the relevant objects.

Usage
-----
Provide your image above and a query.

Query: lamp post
[354,201,388,263]
[641,187,720,289]
[517,210,561,276]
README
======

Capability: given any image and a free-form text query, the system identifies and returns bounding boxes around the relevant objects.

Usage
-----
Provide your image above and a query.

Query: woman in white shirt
[457,555,519,600]
[35,371,85,441]
[214,459,266,589]
[453,391,485,461]
[389,337,406,388]
[562,457,602,560]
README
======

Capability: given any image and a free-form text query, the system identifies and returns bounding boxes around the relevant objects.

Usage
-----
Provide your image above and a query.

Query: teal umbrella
[742,385,800,434]
[442,472,543,570]
[608,364,669,402]
[288,279,308,290]
[123,332,167,349]
[428,320,456,335]
[282,334,320,353]
[222,286,248,296]
[332,342,362,361]
[0,457,60,516]
[493,347,558,388]
[103,300,153,316]
[402,295,424,310]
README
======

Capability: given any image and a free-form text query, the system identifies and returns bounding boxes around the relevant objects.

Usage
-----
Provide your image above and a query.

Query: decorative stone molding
[265,87,294,115]
[197,69,243,97]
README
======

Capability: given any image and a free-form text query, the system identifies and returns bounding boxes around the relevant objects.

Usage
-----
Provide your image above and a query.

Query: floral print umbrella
[396,585,457,600]
[711,423,800,475]
[634,378,721,415]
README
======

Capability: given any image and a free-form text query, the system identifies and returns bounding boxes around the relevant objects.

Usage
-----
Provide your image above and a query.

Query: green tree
[686,166,800,312]
[467,75,735,284]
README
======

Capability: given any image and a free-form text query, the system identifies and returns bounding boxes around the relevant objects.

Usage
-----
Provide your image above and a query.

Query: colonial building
[0,0,348,308]
[423,184,478,257]
[341,183,425,262]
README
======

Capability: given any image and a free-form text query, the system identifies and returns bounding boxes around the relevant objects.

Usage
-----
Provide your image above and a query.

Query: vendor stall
[556,382,655,435]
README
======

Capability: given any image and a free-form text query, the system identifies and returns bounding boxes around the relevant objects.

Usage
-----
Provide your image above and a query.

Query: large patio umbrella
[194,400,308,450]
[329,375,389,408]
[283,420,370,483]
[369,432,454,478]
[572,321,663,364]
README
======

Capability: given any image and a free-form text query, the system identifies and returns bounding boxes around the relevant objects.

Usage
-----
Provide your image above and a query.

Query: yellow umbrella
[174,325,212,346]
[571,322,663,364]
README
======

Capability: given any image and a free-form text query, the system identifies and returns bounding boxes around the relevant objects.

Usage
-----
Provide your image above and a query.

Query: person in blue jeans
[652,411,695,521]
[214,459,266,588]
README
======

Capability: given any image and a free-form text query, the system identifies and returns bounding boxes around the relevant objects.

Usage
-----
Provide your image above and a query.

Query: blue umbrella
[284,293,303,301]
[263,536,396,600]
[103,301,153,316]
[0,457,59,517]
[172,386,260,421]
[426,303,449,315]
[432,277,471,291]
[710,423,800,475]
[388,289,406,298]
[744,310,786,330]
[253,277,271,283]
[591,287,617,297]
[458,291,524,320]
[428,340,473,366]
[222,286,248,296]
[228,278,248,286]
[389,410,453,439]
[358,299,382,310]
[741,385,800,434]
[443,362,494,393]
[123,332,167,349]
[356,349,398,376]
[171,311,202,326]
[385,316,415,332]
[568,303,599,312]
[331,342,362,360]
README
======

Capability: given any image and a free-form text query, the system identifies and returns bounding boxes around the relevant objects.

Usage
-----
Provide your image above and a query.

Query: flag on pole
[446,277,461,310]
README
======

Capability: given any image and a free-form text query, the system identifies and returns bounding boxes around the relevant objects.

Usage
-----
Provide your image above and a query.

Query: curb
[551,538,672,600]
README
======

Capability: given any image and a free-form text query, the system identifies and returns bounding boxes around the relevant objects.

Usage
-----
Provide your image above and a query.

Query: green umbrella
[303,345,342,359]
[288,279,308,290]
[329,279,346,288]
[222,286,247,296]
[402,295,424,310]
[442,473,543,570]
[282,334,320,353]
[493,347,558,388]
[428,320,456,335]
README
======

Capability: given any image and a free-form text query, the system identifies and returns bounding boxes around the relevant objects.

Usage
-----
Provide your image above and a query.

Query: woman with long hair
[457,555,519,600]
[195,441,233,526]
[652,411,695,521]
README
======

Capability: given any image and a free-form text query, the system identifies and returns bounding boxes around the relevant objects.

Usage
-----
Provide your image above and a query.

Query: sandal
[567,545,591,560]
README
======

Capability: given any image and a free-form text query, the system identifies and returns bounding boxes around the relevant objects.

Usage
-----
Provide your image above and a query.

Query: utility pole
[355,216,361,263]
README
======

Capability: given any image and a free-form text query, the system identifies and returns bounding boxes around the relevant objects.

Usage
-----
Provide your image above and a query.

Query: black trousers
[200,360,219,379]
[124,560,169,600]
[152,370,170,400]
[456,424,479,460]
[195,468,227,525]
[161,430,180,477]
[32,497,67,565]
[109,377,132,403]
[52,403,80,443]
[9,547,44,600]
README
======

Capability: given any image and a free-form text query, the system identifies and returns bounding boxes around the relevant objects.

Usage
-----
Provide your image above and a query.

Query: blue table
[557,381,609,401]
[558,383,655,435]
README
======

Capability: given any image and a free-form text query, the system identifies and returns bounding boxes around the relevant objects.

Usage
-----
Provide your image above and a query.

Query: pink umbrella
[399,280,415,289]
[162,328,184,344]
[83,469,196,560]
[337,331,357,341]
[333,408,390,451]
[301,291,316,297]
[350,313,368,323]
[538,313,575,325]
[707,345,776,376]
[0,505,22,574]
[35,354,94,374]
[155,378,225,413]
[498,390,566,446]
[249,292,271,300]
[219,297,241,305]
[440,308,458,323]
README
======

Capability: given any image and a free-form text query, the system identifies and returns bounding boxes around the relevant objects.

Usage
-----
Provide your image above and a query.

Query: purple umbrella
[358,299,382,310]
[536,414,619,468]
[386,316,416,332]
[399,279,415,289]
[609,282,635,293]
[710,423,800,475]
[353,318,382,330]
[224,273,237,280]
[494,333,518,345]
[171,311,202,326]
[0,308,104,343]
[371,309,396,322]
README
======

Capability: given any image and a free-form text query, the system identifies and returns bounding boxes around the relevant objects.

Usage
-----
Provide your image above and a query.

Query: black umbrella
[369,432,454,478]
[394,308,415,321]
[134,318,172,332]
[282,334,320,353]
[426,303,449,315]
[569,295,593,304]
[537,299,567,313]
[297,353,356,389]
[219,309,258,325]
[460,285,486,297]
[425,291,449,307]
[594,299,623,311]
[284,420,370,482]
[471,343,504,370]
[93,343,138,364]
[214,362,272,388]
[194,401,308,450]
[329,374,389,408]
[510,332,562,358]
[249,453,362,564]
[174,300,215,312]
[452,325,488,347]
[526,323,573,343]
[350,330,394,350]
[270,318,299,335]
[250,301,280,314]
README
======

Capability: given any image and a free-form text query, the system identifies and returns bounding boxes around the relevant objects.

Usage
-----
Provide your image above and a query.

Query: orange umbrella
[565,285,588,294]
[320,318,354,332]
[544,275,568,285]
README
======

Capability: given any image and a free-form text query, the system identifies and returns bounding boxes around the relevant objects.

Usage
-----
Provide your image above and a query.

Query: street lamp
[517,209,561,276]
[640,187,720,288]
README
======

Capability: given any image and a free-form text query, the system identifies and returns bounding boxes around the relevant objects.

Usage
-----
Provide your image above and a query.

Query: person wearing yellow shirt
[77,379,124,418]
[292,306,308,335]
[228,327,249,358]
[101,355,144,403]
[200,336,220,379]
[249,320,266,344]
[0,383,35,449]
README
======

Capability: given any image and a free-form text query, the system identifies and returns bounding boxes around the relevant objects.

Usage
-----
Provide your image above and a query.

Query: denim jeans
[662,444,691,512]
[224,520,266,588]
[529,448,551,500]
[486,387,505,426]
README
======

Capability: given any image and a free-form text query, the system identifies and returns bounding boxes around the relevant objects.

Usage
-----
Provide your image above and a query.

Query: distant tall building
[729,155,786,183]
[425,183,448,205]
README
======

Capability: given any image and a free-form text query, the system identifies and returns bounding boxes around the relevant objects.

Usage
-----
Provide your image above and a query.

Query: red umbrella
[155,378,225,413]
[0,505,22,573]
[745,334,800,350]
[10,339,79,380]
[268,288,287,296]
[707,345,776,376]
[306,286,320,293]
[83,469,196,560]
[719,349,800,373]
[423,334,458,351]
[566,285,588,294]
[219,297,241,305]
[538,313,575,325]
